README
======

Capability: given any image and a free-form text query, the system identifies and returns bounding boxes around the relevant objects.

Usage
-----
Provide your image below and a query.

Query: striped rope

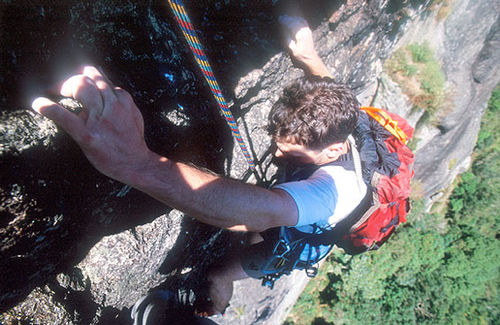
[167,0,255,169]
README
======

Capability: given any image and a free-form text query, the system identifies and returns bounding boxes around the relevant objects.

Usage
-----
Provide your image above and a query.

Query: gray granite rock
[1,0,499,324]
[406,0,500,203]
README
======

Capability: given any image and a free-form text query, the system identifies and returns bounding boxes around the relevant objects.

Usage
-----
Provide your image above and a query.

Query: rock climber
[31,16,366,320]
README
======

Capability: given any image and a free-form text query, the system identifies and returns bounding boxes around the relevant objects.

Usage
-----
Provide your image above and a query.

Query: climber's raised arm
[31,66,298,232]
[279,15,333,78]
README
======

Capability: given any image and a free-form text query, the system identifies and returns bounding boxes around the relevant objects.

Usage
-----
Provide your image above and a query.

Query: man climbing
[31,16,366,320]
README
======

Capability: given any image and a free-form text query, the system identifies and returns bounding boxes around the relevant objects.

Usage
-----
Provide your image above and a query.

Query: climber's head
[268,76,360,164]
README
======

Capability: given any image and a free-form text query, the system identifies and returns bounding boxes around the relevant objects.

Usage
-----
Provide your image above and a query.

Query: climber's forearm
[301,54,333,78]
[127,152,298,232]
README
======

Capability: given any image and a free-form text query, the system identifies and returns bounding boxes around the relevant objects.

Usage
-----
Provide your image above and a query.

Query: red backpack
[332,106,415,254]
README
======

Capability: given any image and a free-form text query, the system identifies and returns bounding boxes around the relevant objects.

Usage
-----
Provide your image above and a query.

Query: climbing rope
[167,0,255,169]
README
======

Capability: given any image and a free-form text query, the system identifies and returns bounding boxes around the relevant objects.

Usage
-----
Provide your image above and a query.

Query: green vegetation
[285,86,500,325]
[384,42,447,121]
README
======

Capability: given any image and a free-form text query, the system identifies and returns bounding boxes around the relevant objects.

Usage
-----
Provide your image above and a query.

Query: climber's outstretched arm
[32,66,298,232]
[280,15,333,78]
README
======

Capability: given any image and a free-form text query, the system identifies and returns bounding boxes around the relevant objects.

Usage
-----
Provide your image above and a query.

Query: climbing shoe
[130,289,195,325]
[130,288,223,324]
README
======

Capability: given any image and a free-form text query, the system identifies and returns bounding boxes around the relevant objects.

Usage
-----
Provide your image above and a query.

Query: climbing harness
[260,225,334,289]
[167,0,255,169]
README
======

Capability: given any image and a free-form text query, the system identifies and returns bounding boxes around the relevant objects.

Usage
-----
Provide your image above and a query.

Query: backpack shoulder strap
[361,106,410,144]
[347,135,365,193]
[302,187,373,253]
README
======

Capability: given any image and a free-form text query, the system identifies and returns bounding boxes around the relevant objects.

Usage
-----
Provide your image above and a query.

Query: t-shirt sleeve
[273,169,338,227]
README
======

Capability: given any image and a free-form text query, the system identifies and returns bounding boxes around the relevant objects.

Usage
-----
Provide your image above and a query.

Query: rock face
[1,0,498,324]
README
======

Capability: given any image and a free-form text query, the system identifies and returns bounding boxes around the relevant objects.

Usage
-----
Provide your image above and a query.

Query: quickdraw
[167,0,255,169]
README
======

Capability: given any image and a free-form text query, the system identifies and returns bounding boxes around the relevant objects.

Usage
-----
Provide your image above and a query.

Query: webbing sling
[167,0,255,169]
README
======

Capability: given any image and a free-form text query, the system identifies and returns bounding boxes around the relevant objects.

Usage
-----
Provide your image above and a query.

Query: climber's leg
[204,232,265,315]
[206,255,248,315]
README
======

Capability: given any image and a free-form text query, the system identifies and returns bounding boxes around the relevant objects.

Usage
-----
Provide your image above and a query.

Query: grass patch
[384,42,447,122]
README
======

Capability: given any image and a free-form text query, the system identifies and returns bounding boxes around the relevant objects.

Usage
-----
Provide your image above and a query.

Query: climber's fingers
[279,15,309,38]
[279,15,317,66]
[82,66,134,120]
[32,97,86,141]
[82,67,118,110]
[58,66,128,122]
[60,74,104,121]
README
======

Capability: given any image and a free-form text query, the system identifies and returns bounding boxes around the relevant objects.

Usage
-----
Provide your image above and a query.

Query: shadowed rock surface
[1,0,499,324]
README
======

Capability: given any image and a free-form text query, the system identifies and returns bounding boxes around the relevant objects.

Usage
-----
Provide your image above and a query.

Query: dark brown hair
[268,76,360,149]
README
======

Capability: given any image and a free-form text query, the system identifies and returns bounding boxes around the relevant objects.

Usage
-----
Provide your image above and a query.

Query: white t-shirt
[274,164,367,233]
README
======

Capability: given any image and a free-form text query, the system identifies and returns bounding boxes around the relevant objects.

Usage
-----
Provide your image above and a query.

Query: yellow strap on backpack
[361,106,408,144]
